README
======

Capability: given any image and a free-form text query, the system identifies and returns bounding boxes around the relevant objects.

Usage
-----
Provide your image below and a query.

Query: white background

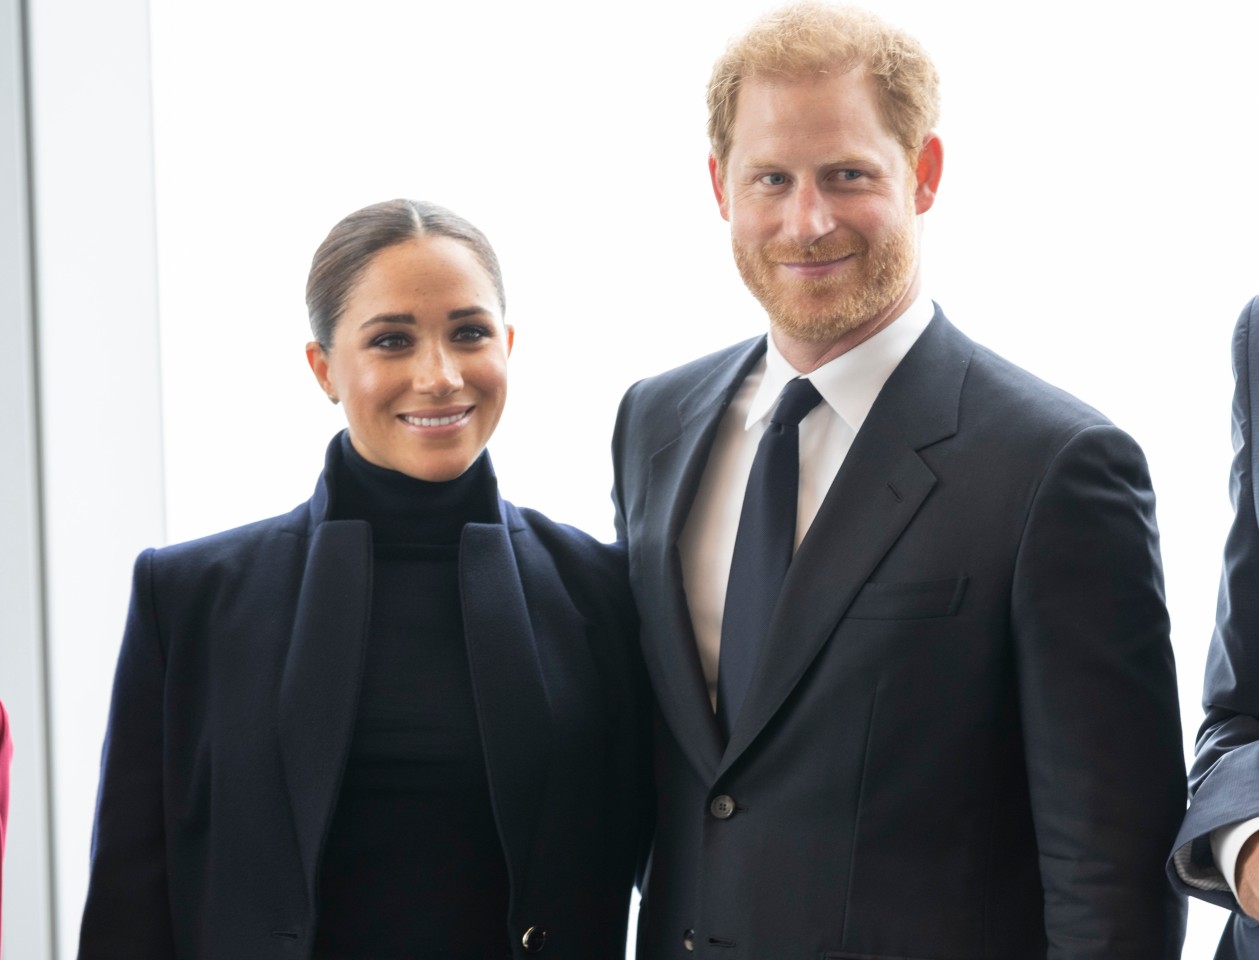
[47,0,1259,955]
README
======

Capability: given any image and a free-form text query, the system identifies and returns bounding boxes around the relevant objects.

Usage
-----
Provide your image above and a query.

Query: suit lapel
[1242,299,1259,521]
[277,518,373,905]
[638,338,767,781]
[720,313,974,771]
[460,518,553,887]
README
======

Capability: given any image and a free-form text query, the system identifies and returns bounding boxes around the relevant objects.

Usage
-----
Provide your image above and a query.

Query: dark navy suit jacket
[613,309,1186,959]
[1171,296,1259,959]
[78,438,649,960]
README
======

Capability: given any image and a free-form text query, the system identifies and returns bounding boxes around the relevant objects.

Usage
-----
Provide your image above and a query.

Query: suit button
[683,928,695,951]
[710,794,736,819]
[522,926,547,953]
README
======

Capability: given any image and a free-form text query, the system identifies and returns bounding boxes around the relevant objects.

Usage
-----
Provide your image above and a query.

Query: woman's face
[307,235,513,482]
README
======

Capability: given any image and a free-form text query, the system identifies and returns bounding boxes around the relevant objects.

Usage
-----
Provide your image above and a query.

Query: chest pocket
[844,576,967,620]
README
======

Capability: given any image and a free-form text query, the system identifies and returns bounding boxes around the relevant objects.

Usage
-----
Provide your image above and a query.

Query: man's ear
[914,133,943,215]
[709,154,731,221]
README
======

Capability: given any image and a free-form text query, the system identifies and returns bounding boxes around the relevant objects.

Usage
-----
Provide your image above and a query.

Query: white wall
[0,0,54,956]
[22,0,165,955]
[13,0,1259,956]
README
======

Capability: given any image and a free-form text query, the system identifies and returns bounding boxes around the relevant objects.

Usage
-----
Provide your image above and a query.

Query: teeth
[403,412,467,427]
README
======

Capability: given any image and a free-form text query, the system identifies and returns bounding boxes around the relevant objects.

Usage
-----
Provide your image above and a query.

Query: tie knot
[771,378,823,426]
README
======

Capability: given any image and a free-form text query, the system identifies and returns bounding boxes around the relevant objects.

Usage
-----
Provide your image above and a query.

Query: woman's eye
[453,325,492,343]
[371,332,411,350]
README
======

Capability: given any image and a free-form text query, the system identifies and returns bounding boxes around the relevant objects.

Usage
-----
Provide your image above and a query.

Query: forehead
[729,69,900,163]
[348,236,498,312]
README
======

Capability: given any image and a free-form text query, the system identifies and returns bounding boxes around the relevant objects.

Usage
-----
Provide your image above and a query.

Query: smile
[401,409,472,428]
[775,257,854,281]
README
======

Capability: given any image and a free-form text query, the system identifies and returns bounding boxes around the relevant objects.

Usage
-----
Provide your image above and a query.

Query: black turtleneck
[313,433,511,960]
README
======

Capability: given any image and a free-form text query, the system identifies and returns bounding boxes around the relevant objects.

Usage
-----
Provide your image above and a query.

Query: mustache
[761,237,868,263]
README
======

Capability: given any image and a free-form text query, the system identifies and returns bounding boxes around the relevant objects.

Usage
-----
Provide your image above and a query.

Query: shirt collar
[745,294,936,433]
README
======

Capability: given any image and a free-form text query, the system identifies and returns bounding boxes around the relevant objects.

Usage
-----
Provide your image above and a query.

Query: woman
[78,200,648,960]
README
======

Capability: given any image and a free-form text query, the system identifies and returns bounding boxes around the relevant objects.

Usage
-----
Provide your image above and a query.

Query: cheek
[335,361,400,412]
[469,355,510,408]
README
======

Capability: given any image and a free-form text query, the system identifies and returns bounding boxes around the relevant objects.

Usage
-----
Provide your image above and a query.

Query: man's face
[711,69,939,347]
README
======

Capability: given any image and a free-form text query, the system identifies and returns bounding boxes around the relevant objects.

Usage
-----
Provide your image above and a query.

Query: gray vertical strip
[0,0,56,954]
[18,0,60,949]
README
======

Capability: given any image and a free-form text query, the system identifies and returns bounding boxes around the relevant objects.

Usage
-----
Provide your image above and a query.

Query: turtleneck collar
[329,430,500,545]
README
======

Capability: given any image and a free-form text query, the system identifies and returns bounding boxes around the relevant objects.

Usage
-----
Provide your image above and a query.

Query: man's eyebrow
[741,155,874,169]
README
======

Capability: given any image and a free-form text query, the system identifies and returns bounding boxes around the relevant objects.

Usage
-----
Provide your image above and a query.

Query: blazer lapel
[637,337,767,781]
[460,518,552,887]
[721,312,974,770]
[277,518,373,906]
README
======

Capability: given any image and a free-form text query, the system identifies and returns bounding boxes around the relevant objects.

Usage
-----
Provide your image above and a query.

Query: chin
[400,453,478,483]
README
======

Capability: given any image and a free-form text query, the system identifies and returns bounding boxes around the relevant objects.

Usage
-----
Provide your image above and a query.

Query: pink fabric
[0,699,11,952]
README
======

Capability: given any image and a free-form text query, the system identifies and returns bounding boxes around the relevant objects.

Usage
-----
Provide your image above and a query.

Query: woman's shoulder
[507,503,624,570]
[138,499,323,602]
[503,503,631,619]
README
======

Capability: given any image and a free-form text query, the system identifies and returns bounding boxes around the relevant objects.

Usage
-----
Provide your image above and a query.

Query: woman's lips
[399,407,473,428]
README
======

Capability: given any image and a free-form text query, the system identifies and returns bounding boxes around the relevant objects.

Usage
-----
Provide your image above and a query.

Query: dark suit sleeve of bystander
[1012,423,1187,957]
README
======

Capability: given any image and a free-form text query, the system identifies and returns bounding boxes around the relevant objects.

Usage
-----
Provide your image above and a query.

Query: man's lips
[399,406,473,428]
[777,255,853,278]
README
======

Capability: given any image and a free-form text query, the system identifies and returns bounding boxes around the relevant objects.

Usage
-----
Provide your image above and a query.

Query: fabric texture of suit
[78,436,649,960]
[1169,296,1259,959]
[612,307,1186,959]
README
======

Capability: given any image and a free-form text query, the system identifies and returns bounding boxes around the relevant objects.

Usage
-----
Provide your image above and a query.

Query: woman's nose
[412,343,462,396]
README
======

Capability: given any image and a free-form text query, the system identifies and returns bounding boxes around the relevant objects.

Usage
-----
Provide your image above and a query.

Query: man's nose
[785,182,836,246]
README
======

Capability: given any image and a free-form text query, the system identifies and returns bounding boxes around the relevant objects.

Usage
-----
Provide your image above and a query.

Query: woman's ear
[305,341,339,403]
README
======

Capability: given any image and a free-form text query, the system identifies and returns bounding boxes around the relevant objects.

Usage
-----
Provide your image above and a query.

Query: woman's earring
[328,394,339,405]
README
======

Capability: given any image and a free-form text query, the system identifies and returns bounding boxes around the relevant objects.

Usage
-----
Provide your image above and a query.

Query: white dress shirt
[1210,817,1259,900]
[677,295,935,708]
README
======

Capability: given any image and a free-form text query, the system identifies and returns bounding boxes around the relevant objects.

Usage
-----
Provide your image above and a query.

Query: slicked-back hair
[305,198,506,349]
[707,2,940,169]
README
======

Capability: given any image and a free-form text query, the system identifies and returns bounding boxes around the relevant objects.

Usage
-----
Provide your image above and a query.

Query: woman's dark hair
[305,199,506,349]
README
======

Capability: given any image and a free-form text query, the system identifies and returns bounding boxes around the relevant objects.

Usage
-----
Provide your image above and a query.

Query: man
[1171,295,1259,960]
[611,4,1187,957]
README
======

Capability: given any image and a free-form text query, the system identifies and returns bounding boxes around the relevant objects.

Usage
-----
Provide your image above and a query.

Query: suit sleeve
[1170,296,1259,907]
[78,549,176,959]
[1012,423,1187,957]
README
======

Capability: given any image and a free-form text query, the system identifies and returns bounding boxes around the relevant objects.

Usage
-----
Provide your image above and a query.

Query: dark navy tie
[716,377,824,742]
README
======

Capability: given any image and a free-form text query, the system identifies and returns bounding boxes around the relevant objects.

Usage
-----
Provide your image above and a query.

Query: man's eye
[760,173,788,186]
[837,169,862,181]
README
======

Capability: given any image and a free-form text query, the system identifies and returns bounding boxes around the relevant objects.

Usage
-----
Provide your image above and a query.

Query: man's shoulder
[964,338,1111,435]
[922,311,1111,435]
[621,335,765,409]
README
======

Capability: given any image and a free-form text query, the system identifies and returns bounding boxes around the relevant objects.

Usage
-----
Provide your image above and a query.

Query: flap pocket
[844,576,967,620]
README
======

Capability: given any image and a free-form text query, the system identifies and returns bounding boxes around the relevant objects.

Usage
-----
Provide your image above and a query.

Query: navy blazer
[613,309,1186,959]
[1170,296,1259,959]
[79,438,649,960]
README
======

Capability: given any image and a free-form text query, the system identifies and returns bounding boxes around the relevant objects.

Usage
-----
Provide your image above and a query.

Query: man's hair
[707,2,940,168]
